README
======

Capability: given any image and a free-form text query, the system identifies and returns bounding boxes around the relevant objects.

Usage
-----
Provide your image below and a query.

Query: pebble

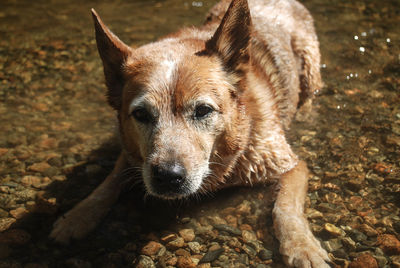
[0,208,8,217]
[197,263,211,268]
[9,207,28,219]
[225,215,238,227]
[199,248,224,263]
[135,255,155,268]
[242,243,257,257]
[166,237,185,250]
[214,224,241,235]
[179,229,195,242]
[377,234,400,255]
[349,254,378,268]
[373,255,388,267]
[242,230,257,243]
[140,241,164,257]
[306,208,323,219]
[176,256,196,268]
[0,218,16,232]
[188,241,201,254]
[348,229,368,242]
[161,233,177,243]
[176,249,191,257]
[236,200,252,215]
[324,223,345,236]
[359,223,378,236]
[258,249,273,260]
[322,238,343,252]
[21,176,42,187]
[341,236,357,251]
[28,162,51,173]
[165,255,178,266]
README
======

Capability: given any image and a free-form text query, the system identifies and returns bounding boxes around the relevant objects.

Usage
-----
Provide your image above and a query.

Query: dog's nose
[151,163,186,188]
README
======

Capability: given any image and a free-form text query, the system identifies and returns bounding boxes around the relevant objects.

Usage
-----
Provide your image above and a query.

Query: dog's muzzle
[150,163,187,196]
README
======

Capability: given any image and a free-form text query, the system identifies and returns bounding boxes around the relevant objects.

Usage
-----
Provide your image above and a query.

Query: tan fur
[50,1,330,267]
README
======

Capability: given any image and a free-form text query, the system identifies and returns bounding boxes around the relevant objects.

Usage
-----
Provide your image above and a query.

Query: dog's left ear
[205,0,252,73]
[91,9,132,110]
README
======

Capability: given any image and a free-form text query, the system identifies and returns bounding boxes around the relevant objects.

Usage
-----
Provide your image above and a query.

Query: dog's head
[92,0,251,199]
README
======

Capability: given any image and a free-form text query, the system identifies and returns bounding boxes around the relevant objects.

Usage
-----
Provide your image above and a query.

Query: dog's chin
[146,184,201,200]
[142,175,204,200]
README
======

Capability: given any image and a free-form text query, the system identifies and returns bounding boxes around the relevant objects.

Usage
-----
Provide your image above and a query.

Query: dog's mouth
[142,162,206,200]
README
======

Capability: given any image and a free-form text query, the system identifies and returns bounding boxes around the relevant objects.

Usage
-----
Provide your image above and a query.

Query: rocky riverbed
[1,0,399,267]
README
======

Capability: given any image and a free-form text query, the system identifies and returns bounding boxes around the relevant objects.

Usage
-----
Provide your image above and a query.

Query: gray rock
[214,224,241,235]
[134,255,155,268]
[199,248,224,263]
[258,249,273,260]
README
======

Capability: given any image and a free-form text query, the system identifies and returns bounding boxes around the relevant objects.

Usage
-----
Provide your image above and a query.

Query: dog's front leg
[273,160,330,268]
[50,153,127,244]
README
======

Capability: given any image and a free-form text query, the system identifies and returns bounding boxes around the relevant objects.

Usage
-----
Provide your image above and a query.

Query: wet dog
[50,0,330,266]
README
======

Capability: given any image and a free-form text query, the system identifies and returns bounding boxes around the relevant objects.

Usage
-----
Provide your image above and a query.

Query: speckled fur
[50,1,330,267]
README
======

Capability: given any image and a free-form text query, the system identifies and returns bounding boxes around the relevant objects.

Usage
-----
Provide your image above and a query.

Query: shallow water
[0,0,399,267]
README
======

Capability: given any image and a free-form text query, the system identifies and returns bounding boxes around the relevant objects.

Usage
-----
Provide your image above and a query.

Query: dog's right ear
[205,0,251,74]
[91,9,132,110]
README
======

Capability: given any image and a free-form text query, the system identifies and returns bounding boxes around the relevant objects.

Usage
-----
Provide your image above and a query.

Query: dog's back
[207,0,322,129]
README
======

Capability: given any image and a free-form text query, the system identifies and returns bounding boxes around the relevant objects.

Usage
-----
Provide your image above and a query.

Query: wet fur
[50,0,330,267]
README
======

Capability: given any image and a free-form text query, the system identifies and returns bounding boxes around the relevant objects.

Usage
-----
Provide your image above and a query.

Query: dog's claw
[280,232,330,268]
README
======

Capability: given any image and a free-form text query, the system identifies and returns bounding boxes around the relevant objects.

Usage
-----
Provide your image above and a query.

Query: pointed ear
[205,0,252,72]
[91,9,132,110]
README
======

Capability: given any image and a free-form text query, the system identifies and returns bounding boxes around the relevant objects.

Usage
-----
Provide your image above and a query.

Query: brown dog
[50,0,330,266]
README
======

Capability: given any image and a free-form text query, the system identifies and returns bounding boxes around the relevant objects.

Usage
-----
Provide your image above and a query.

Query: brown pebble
[166,237,185,249]
[179,229,195,242]
[0,186,9,193]
[176,256,195,268]
[359,224,378,236]
[221,207,236,215]
[0,218,16,232]
[38,136,58,149]
[161,233,177,243]
[192,254,203,260]
[377,234,400,255]
[242,230,257,243]
[0,148,8,156]
[165,256,177,266]
[9,207,28,219]
[224,215,238,227]
[175,248,191,257]
[349,254,378,268]
[0,229,31,245]
[197,264,211,268]
[236,200,251,215]
[208,244,221,251]
[141,241,163,256]
[28,162,51,173]
[21,176,42,187]
[239,224,252,231]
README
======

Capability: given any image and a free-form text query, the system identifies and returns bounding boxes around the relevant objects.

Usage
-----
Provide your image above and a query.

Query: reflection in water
[0,0,399,267]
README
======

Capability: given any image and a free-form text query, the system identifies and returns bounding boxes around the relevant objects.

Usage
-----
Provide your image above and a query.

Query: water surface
[0,0,399,267]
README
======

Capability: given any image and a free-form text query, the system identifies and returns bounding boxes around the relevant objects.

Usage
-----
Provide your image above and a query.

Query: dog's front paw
[280,232,330,268]
[49,201,101,244]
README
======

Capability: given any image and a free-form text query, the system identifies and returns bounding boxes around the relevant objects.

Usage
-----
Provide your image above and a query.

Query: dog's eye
[194,104,214,120]
[131,108,153,123]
